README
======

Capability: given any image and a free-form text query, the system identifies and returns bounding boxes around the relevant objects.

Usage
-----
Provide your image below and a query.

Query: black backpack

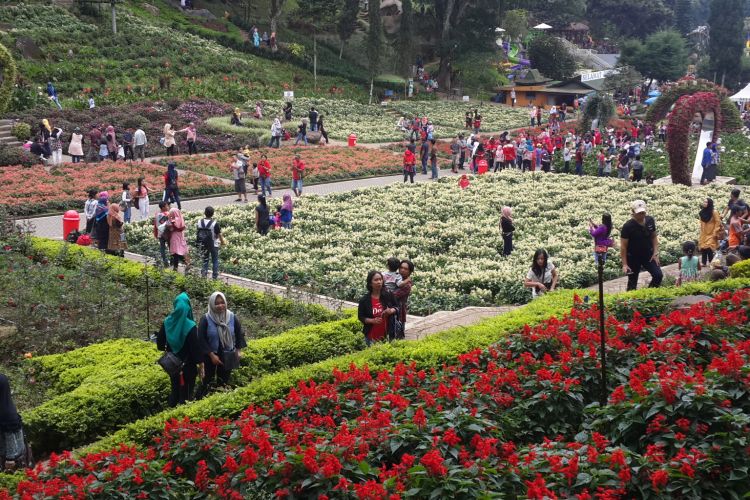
[196,219,215,249]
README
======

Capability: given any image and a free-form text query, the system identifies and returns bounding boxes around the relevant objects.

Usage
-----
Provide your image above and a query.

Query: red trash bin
[348,133,357,147]
[62,210,80,240]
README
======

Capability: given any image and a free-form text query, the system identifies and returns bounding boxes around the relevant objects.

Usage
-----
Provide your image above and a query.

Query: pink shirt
[181,127,197,141]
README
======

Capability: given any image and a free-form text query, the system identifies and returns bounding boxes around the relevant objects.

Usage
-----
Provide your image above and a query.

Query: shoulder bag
[157,351,184,377]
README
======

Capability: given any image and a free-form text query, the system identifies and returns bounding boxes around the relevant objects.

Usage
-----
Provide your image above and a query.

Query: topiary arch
[579,93,615,133]
[0,42,17,115]
[665,91,721,186]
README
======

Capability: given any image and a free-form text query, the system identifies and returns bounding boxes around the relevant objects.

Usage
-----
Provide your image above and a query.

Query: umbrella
[647,90,661,98]
[644,97,658,105]
[533,23,552,29]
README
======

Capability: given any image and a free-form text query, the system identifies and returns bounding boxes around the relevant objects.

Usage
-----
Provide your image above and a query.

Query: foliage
[367,0,383,79]
[587,0,673,39]
[527,35,577,81]
[337,0,359,58]
[619,30,688,84]
[453,52,505,92]
[665,91,721,185]
[124,172,732,313]
[8,288,750,498]
[10,122,30,141]
[729,258,750,278]
[502,9,528,42]
[0,144,34,168]
[645,78,741,132]
[708,0,745,89]
[674,0,694,34]
[395,0,414,76]
[580,93,616,133]
[0,42,17,115]
[602,66,643,95]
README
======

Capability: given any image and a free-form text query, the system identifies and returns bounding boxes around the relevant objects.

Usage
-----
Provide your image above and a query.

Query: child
[458,174,470,189]
[272,206,282,229]
[383,257,403,293]
[251,162,260,194]
[677,241,701,285]
[98,137,109,162]
[84,189,98,234]
[588,213,613,264]
[120,182,132,223]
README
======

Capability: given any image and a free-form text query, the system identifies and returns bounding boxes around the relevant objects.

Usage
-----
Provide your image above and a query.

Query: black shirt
[500,216,515,235]
[621,216,657,260]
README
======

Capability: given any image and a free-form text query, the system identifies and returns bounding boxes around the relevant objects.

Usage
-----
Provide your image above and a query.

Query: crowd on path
[231,102,329,149]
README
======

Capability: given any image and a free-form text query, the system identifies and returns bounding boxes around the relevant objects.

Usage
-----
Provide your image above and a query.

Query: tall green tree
[527,34,576,80]
[587,0,672,38]
[708,0,744,88]
[367,0,383,103]
[396,0,414,75]
[619,30,688,86]
[502,9,528,43]
[674,0,693,34]
[337,0,359,59]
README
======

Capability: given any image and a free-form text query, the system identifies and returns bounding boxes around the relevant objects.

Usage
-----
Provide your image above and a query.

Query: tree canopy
[708,0,744,89]
[527,34,577,81]
[619,30,688,84]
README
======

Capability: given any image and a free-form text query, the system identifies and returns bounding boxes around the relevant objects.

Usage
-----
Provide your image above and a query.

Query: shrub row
[22,316,364,454]
[28,238,338,326]
[79,277,750,455]
[730,258,750,278]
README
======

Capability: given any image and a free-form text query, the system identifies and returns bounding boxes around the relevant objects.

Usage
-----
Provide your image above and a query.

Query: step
[0,141,23,148]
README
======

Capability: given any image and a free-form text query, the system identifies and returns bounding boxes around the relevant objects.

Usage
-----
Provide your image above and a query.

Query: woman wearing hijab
[156,293,205,407]
[698,197,723,266]
[107,203,127,257]
[280,193,293,229]
[168,207,190,272]
[255,195,270,235]
[105,125,118,161]
[197,292,246,395]
[94,192,110,250]
[500,206,515,256]
[163,123,176,156]
[0,374,29,470]
[68,127,84,163]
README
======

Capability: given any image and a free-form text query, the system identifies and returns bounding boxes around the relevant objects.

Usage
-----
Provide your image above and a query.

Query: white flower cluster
[127,172,730,314]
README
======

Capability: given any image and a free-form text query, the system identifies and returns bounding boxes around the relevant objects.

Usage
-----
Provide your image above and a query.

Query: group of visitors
[25,119,198,165]
[357,258,415,345]
[156,291,246,406]
[249,25,277,51]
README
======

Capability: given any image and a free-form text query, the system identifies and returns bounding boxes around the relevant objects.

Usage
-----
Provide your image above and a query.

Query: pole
[596,250,607,406]
[145,264,151,340]
[111,0,117,35]
[369,78,374,105]
[313,33,317,89]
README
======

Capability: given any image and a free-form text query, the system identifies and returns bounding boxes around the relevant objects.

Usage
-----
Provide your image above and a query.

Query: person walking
[616,150,630,180]
[294,118,308,146]
[106,203,127,257]
[255,195,270,235]
[154,201,171,268]
[133,127,147,162]
[168,207,191,272]
[631,154,644,182]
[500,206,515,256]
[358,271,399,346]
[163,124,176,156]
[164,163,182,209]
[420,136,430,175]
[698,198,722,266]
[258,154,272,197]
[197,206,225,280]
[450,136,460,173]
[291,154,305,196]
[120,182,133,224]
[269,117,282,148]
[197,292,246,395]
[156,292,205,407]
[179,123,198,155]
[67,127,84,163]
[429,139,439,179]
[318,115,329,145]
[700,141,713,185]
[620,200,662,291]
[134,177,150,221]
[46,82,62,110]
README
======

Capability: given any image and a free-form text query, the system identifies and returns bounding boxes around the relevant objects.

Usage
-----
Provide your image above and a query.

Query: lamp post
[595,245,608,406]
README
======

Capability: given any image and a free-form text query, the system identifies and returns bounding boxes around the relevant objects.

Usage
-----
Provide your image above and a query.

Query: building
[498,71,600,107]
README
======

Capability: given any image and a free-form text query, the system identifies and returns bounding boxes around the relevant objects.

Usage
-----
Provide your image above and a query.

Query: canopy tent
[533,23,552,29]
[374,74,407,85]
[647,90,661,98]
[729,83,750,104]
[644,96,658,105]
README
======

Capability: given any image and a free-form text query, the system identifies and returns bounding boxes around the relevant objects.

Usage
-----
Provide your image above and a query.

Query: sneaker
[234,198,242,202]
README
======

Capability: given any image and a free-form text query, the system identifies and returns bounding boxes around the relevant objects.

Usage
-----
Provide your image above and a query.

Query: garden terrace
[126,171,732,313]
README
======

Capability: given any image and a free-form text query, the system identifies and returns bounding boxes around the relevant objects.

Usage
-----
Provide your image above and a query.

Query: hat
[632,200,647,214]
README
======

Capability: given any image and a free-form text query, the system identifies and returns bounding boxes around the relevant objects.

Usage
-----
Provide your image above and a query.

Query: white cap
[632,200,647,214]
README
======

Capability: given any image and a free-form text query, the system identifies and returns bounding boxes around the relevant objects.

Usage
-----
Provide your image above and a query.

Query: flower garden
[126,172,729,313]
[3,286,750,498]
[0,162,228,216]
[159,147,404,184]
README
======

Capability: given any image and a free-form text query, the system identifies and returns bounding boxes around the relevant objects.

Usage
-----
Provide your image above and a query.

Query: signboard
[462,96,470,102]
[580,69,616,82]
[283,91,294,100]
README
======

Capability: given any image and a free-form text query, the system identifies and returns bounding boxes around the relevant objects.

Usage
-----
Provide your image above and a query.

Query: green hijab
[164,292,196,353]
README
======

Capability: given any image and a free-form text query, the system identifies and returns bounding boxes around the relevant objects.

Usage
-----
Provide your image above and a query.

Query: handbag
[220,349,240,370]
[157,351,184,377]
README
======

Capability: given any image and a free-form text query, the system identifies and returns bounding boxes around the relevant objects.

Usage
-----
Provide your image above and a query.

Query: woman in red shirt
[358,271,399,345]
[403,148,416,183]
[258,154,272,197]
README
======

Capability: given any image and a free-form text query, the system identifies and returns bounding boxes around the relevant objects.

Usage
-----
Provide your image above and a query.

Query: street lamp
[595,244,609,406]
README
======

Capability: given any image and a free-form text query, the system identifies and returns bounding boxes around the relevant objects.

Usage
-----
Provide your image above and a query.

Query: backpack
[196,219,215,249]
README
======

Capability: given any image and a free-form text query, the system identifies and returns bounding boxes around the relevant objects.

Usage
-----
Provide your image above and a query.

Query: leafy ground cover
[0,161,228,216]
[158,146,403,184]
[390,100,529,133]
[4,288,749,498]
[127,171,730,313]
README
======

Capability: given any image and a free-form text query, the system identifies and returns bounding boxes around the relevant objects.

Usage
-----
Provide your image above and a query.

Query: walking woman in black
[318,114,329,145]
[500,206,515,256]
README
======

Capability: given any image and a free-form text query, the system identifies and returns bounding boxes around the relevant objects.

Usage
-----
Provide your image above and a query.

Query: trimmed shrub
[10,122,31,141]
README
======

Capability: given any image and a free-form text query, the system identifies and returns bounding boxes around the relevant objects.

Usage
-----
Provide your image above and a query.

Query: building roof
[513,69,552,86]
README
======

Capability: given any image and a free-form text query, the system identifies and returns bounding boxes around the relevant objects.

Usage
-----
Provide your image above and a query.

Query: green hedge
[79,278,750,455]
[22,316,364,454]
[28,238,338,325]
[730,259,750,278]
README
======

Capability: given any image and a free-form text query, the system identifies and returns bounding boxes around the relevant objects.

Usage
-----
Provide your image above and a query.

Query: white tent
[533,23,552,29]
[729,83,750,105]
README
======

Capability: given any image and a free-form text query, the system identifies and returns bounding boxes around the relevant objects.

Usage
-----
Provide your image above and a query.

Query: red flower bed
[160,146,403,185]
[0,162,229,216]
[3,290,750,498]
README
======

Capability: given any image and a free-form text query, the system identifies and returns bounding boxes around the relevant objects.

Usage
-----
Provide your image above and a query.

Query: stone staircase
[0,120,23,149]
[404,305,518,340]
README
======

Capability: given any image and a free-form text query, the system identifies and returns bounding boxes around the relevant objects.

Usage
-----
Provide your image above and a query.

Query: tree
[674,0,693,34]
[337,0,359,59]
[527,34,576,80]
[602,66,643,95]
[0,42,17,115]
[580,93,615,132]
[396,0,414,75]
[502,9,528,43]
[367,0,383,103]
[619,31,688,86]
[587,0,672,39]
[269,0,285,34]
[708,0,744,88]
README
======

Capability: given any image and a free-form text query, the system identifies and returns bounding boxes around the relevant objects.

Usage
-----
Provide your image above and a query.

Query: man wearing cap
[620,200,662,291]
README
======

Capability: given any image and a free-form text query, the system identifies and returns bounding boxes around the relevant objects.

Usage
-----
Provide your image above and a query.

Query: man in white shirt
[133,128,147,162]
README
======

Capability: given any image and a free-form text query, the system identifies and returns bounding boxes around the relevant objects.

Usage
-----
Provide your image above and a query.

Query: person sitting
[231,108,243,126]
[524,249,558,299]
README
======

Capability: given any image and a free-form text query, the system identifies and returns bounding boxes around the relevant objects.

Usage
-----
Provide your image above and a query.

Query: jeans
[51,96,62,110]
[430,160,438,179]
[166,145,176,156]
[124,206,131,223]
[201,245,219,279]
[187,140,196,155]
[421,156,428,174]
[597,167,604,177]
[575,162,583,175]
[625,256,663,291]
[159,239,170,267]
[295,133,307,145]
[292,178,303,193]
[164,187,181,209]
[261,176,272,197]
[72,155,82,163]
[403,169,414,183]
[124,145,134,160]
[310,122,317,132]
[87,145,99,162]
[268,135,280,148]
